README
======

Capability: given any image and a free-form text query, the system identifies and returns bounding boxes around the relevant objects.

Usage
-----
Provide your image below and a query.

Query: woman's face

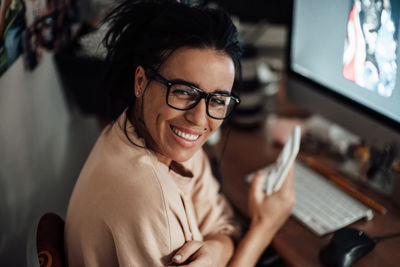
[135,47,235,164]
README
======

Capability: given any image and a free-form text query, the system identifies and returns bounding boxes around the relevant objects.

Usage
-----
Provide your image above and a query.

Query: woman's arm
[167,234,234,267]
[229,167,295,267]
[166,150,238,267]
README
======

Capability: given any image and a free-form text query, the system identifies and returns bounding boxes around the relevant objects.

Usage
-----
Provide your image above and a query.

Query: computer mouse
[319,227,376,267]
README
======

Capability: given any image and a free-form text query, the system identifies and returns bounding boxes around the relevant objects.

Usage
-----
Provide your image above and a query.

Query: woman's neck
[156,152,172,166]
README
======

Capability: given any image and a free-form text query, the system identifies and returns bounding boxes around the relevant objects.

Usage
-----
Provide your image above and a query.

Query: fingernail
[173,254,182,261]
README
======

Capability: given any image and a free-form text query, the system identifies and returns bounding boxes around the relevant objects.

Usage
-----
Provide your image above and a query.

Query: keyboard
[292,161,374,236]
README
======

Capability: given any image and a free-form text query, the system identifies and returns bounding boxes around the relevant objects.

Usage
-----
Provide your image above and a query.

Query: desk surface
[217,124,400,267]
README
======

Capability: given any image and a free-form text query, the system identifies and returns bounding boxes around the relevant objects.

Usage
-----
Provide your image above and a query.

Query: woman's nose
[184,99,208,126]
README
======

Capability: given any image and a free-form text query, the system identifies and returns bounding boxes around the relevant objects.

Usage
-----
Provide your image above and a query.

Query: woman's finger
[275,165,296,211]
[249,170,266,202]
[279,165,295,194]
[173,256,209,267]
[171,241,203,264]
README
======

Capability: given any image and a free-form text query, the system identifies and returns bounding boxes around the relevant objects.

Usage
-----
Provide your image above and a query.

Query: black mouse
[320,227,376,267]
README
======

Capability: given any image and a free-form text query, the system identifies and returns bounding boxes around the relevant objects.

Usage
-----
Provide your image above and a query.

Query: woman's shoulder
[78,141,161,198]
[83,117,156,174]
[70,123,166,207]
[67,147,167,227]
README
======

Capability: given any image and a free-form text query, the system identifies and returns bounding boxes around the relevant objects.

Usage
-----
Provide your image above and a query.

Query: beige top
[65,113,239,267]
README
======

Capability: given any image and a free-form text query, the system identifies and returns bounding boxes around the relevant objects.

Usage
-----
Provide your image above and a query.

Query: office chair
[27,212,67,267]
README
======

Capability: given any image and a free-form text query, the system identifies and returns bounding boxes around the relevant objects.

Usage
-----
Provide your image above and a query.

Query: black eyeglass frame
[145,69,240,120]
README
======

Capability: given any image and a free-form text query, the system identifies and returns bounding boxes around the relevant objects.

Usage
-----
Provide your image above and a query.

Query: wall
[0,52,100,266]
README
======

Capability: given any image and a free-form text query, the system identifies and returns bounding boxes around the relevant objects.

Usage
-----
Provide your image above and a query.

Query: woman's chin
[170,150,196,163]
[156,147,197,165]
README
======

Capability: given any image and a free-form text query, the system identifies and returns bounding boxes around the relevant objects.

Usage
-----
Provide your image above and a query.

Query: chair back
[27,212,67,267]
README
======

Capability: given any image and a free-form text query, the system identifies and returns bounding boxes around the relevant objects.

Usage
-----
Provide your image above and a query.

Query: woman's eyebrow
[169,78,232,94]
[213,89,231,94]
[170,78,200,88]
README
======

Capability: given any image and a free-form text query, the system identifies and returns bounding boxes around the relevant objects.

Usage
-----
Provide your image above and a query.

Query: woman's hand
[167,235,234,267]
[248,166,295,234]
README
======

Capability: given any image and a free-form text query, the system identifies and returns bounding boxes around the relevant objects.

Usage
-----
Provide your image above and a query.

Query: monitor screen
[287,0,400,148]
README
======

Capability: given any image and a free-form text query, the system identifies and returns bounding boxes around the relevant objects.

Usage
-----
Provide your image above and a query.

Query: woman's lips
[170,125,201,141]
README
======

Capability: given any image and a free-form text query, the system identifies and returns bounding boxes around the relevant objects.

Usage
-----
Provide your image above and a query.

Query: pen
[302,156,387,214]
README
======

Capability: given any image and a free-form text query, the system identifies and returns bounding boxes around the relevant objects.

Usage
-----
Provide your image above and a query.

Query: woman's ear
[134,66,147,97]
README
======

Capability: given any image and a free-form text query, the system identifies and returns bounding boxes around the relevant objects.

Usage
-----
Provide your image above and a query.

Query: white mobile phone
[266,125,301,194]
[246,125,301,195]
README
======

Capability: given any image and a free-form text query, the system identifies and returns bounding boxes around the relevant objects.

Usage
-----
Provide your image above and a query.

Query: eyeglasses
[145,69,240,120]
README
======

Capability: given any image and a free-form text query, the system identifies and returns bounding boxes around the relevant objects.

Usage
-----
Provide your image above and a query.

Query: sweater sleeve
[65,161,172,267]
[190,150,241,240]
[106,165,171,266]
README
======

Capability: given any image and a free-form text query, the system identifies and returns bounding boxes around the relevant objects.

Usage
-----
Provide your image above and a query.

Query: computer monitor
[286,0,400,150]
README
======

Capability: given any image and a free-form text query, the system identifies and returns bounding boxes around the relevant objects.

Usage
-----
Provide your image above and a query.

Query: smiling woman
[64,1,295,266]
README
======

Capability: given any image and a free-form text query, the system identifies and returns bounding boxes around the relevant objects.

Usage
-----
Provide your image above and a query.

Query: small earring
[136,91,141,96]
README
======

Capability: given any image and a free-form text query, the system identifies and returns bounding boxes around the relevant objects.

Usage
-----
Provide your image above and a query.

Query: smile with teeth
[171,126,200,141]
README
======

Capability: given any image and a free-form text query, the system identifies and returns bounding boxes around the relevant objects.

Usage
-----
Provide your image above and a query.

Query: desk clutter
[227,43,281,130]
[301,115,399,202]
[227,22,286,130]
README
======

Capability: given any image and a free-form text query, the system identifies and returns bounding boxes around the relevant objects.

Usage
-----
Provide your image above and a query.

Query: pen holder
[392,160,400,207]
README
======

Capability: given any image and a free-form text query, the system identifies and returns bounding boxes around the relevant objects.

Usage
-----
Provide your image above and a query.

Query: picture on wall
[22,0,78,70]
[0,0,26,77]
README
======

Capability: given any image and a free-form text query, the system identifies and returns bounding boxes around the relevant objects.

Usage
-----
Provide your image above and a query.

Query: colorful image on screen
[343,0,398,98]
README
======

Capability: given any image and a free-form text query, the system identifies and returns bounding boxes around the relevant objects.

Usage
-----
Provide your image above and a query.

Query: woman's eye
[210,97,226,107]
[172,89,190,95]
[216,99,226,105]
[171,87,197,99]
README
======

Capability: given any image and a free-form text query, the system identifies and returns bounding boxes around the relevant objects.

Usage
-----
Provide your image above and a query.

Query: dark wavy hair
[102,0,243,121]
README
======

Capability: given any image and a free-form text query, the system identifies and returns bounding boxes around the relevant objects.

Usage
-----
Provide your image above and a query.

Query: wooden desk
[217,124,400,267]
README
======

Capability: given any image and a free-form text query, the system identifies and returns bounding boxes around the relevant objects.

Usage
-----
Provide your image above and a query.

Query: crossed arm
[167,167,295,267]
